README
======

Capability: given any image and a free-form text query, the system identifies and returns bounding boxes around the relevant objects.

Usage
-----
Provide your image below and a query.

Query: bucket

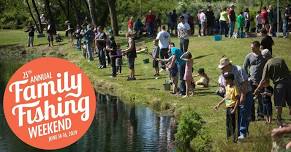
[163,83,171,91]
[213,35,222,41]
[143,58,149,64]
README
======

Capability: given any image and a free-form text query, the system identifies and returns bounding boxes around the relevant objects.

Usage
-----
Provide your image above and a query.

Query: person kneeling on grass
[194,68,210,87]
[122,32,137,81]
[214,73,239,143]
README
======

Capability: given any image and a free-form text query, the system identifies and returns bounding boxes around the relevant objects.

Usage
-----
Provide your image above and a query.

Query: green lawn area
[1,30,291,151]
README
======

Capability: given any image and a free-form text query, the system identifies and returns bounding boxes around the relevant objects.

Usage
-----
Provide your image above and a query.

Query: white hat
[218,57,232,69]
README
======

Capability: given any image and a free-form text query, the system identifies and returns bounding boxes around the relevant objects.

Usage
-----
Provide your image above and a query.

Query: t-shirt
[199,12,207,24]
[128,20,133,29]
[219,11,228,21]
[237,15,245,28]
[170,47,185,66]
[156,31,170,49]
[127,38,137,58]
[243,12,249,21]
[243,52,267,84]
[96,32,107,47]
[206,10,215,25]
[256,14,262,25]
[177,22,190,39]
[230,65,252,93]
[261,58,291,84]
[108,39,117,56]
[152,46,159,59]
[229,9,236,22]
[171,13,178,24]
[261,10,268,23]
[262,86,273,104]
[224,84,240,107]
[261,36,274,53]
[182,13,189,23]
[146,14,155,24]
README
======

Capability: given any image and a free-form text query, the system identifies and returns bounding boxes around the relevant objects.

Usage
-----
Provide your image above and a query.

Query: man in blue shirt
[168,44,186,95]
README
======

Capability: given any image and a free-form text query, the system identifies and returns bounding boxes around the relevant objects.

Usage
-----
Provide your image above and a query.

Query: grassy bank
[1,30,291,151]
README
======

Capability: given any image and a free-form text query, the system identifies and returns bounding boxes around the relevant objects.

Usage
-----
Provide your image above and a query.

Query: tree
[87,0,97,25]
[25,0,40,32]
[31,0,43,34]
[106,0,119,36]
[44,0,53,23]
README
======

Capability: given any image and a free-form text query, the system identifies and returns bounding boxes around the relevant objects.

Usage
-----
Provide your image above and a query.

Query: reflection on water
[0,94,176,152]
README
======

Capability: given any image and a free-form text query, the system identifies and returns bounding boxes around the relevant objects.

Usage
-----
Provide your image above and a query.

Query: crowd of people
[23,3,291,149]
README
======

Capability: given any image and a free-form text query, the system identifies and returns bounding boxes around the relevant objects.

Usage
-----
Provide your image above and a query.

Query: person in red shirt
[128,16,134,32]
[261,7,269,29]
[145,10,156,37]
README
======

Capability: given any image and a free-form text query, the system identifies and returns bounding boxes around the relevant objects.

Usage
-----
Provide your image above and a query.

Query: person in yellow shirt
[214,72,239,142]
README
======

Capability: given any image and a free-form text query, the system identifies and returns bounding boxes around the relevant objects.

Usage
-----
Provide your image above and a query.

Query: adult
[156,25,171,69]
[188,13,195,35]
[171,10,178,35]
[267,5,275,36]
[256,11,263,33]
[283,5,291,38]
[272,124,291,150]
[199,10,207,36]
[219,7,229,37]
[133,18,143,38]
[254,49,291,127]
[177,16,190,52]
[228,5,236,38]
[243,41,267,121]
[145,10,156,37]
[128,16,134,32]
[47,20,56,47]
[83,24,95,61]
[166,12,173,33]
[206,6,215,35]
[218,57,253,140]
[122,32,137,80]
[168,46,186,96]
[96,26,107,68]
[261,7,269,29]
[243,8,250,36]
[261,28,274,55]
[181,10,189,23]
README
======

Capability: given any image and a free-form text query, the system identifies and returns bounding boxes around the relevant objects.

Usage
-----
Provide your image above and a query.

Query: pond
[0,92,176,152]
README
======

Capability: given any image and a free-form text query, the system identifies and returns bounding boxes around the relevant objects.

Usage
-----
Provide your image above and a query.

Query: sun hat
[218,57,232,69]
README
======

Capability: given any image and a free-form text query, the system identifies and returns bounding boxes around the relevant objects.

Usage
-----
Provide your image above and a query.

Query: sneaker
[237,135,245,140]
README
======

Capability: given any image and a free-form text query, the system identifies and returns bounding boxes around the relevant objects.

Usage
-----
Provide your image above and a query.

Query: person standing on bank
[122,32,137,81]
[243,41,267,121]
[25,24,35,47]
[254,49,291,127]
[218,57,253,140]
[156,25,171,70]
[228,5,236,38]
[177,16,190,52]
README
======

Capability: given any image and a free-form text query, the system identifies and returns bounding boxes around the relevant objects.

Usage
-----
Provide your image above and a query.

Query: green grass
[1,30,291,151]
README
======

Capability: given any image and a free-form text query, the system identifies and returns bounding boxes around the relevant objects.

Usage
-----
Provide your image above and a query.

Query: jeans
[98,47,106,67]
[86,42,94,61]
[111,57,116,76]
[28,36,34,47]
[179,38,189,52]
[219,21,228,37]
[229,21,235,37]
[76,38,81,49]
[238,91,253,136]
[147,22,154,37]
[226,107,236,142]
[178,64,186,95]
[283,21,289,37]
[237,27,244,38]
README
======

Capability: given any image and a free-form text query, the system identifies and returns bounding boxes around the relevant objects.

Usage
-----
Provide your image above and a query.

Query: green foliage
[175,110,207,147]
[190,128,212,152]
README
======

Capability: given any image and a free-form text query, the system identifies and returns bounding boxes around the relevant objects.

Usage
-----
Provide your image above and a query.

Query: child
[260,80,273,124]
[106,36,117,77]
[180,51,194,98]
[152,40,160,77]
[194,68,209,87]
[115,44,123,74]
[256,11,262,33]
[237,12,245,38]
[122,32,137,81]
[25,24,35,47]
[214,73,239,143]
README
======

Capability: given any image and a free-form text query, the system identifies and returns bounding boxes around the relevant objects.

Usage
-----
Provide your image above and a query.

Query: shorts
[128,57,135,69]
[160,48,169,59]
[274,78,291,107]
[169,64,178,77]
[47,34,54,41]
[152,59,159,68]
